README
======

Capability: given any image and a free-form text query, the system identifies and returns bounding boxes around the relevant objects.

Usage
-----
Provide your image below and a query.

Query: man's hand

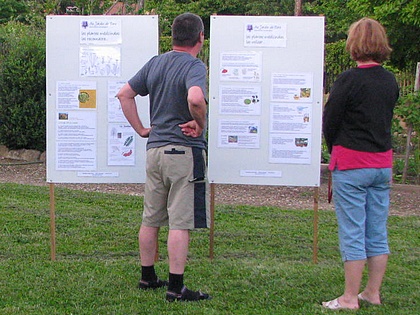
[138,127,151,138]
[179,120,203,138]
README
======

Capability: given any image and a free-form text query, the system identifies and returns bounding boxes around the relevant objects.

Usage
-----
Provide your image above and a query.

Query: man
[117,13,211,302]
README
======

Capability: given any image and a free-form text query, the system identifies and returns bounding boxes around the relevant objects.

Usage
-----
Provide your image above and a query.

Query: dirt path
[0,160,419,216]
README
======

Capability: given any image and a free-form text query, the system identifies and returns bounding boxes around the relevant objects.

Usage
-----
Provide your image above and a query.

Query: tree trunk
[402,124,413,184]
[138,0,145,10]
[294,0,302,16]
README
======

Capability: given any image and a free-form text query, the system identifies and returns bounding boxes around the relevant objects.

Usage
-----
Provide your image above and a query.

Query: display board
[46,15,158,183]
[208,16,325,186]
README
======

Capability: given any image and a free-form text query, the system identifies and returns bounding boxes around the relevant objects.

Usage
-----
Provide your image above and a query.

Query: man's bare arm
[187,86,207,130]
[116,83,151,138]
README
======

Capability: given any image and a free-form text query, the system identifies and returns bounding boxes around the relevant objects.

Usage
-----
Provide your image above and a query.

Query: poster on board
[46,15,158,183]
[208,16,325,187]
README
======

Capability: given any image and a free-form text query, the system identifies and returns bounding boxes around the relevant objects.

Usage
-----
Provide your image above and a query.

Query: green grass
[0,183,419,314]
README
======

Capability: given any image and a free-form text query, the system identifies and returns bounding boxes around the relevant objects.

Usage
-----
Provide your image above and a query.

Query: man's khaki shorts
[142,145,210,230]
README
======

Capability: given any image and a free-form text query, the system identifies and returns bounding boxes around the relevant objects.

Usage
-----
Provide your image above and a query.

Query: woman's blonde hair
[346,18,392,63]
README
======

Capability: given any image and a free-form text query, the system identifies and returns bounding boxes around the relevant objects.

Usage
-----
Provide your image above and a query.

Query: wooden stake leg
[209,183,215,260]
[49,183,56,261]
[313,187,319,264]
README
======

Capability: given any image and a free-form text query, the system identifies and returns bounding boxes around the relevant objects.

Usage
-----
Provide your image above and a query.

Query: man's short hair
[346,18,392,63]
[172,13,204,47]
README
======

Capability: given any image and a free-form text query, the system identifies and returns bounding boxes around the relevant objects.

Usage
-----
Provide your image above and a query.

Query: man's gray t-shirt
[128,51,207,150]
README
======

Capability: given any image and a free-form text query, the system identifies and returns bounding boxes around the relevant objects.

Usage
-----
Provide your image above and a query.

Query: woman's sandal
[322,298,358,310]
[358,293,382,305]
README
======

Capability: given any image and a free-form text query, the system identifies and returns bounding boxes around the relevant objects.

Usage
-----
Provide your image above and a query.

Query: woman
[322,18,399,310]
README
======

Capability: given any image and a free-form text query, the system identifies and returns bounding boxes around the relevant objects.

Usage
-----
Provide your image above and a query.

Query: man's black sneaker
[138,278,168,290]
[166,286,212,302]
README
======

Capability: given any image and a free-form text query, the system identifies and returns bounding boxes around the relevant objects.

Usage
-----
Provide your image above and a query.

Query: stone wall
[0,145,46,162]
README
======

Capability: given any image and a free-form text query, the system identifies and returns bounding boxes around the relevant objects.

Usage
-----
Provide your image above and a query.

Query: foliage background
[0,21,46,151]
[0,0,418,165]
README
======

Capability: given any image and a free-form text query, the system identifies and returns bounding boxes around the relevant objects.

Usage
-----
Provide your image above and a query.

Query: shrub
[0,21,46,152]
[324,40,355,93]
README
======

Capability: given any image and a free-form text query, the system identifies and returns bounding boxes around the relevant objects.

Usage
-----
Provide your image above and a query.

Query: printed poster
[271,73,313,102]
[56,110,97,170]
[218,119,260,149]
[108,80,128,123]
[244,22,287,47]
[80,46,121,77]
[57,81,97,110]
[80,19,122,45]
[270,103,312,133]
[269,134,311,164]
[220,85,261,115]
[108,123,136,166]
[220,51,262,82]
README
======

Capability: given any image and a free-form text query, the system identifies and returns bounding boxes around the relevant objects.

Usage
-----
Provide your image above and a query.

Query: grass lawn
[0,183,419,314]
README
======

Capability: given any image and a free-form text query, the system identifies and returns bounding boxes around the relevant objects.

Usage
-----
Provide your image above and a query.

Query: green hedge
[0,22,46,152]
[324,40,355,93]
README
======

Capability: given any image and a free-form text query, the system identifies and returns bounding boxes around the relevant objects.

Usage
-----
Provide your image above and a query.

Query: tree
[37,0,117,15]
[394,90,420,184]
[144,0,296,36]
[348,0,420,70]
[304,0,359,42]
[306,0,420,70]
[69,0,115,15]
[294,0,302,16]
[0,0,29,24]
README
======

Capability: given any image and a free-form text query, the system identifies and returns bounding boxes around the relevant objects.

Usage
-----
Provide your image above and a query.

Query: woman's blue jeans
[332,168,392,261]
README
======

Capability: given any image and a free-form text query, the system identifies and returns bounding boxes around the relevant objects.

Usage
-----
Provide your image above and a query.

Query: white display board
[208,16,325,187]
[46,15,158,183]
